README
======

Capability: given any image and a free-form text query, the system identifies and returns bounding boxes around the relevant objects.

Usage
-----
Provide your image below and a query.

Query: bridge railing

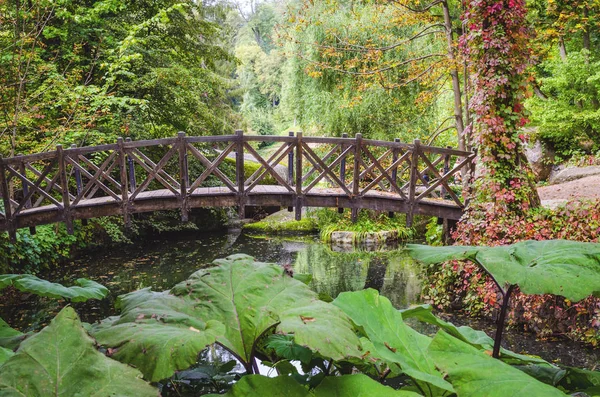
[0,132,475,239]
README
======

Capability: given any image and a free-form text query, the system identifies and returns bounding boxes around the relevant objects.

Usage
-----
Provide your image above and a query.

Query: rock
[548,166,600,185]
[525,140,555,181]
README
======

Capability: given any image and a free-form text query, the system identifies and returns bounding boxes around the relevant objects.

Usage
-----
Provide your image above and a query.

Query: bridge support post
[117,138,130,226]
[287,131,294,212]
[70,144,87,228]
[338,133,348,214]
[57,145,74,234]
[0,156,16,242]
[19,155,37,234]
[351,133,362,223]
[236,130,246,219]
[295,131,303,221]
[388,137,400,218]
[177,132,189,222]
[406,139,421,228]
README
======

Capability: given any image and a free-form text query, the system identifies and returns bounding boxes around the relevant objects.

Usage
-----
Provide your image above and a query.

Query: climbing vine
[462,0,540,213]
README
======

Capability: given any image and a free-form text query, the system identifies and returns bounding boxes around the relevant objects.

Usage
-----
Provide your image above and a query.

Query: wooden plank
[295,132,303,221]
[57,145,73,234]
[244,143,294,193]
[351,134,362,222]
[186,143,237,192]
[302,143,352,195]
[177,132,189,222]
[0,156,16,241]
[70,152,121,205]
[129,148,180,189]
[3,151,57,166]
[236,130,245,218]
[245,142,294,192]
[117,138,130,225]
[406,139,420,227]
[129,145,180,199]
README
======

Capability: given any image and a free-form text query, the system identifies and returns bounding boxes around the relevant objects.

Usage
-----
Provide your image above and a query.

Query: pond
[1,228,598,371]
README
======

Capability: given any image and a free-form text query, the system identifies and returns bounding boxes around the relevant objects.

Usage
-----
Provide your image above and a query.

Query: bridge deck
[2,186,463,231]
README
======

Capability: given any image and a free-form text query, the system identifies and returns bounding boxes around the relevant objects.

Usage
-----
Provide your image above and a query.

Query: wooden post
[440,146,451,199]
[57,145,73,234]
[117,138,130,226]
[388,137,400,218]
[338,132,348,214]
[351,133,362,222]
[19,156,36,234]
[0,156,16,241]
[70,144,87,227]
[407,139,420,228]
[295,131,303,221]
[177,132,189,222]
[288,131,294,212]
[236,130,245,219]
[125,138,136,193]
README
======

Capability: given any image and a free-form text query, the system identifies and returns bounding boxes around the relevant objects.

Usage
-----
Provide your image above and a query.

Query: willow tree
[463,0,540,212]
[280,0,465,143]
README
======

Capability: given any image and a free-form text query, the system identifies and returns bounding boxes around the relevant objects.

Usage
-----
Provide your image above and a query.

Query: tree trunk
[558,36,567,61]
[442,0,465,151]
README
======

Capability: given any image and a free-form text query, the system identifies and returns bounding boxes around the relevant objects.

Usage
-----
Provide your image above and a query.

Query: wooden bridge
[0,132,475,240]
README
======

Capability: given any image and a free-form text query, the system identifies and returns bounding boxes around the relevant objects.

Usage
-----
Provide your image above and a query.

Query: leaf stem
[492,284,514,359]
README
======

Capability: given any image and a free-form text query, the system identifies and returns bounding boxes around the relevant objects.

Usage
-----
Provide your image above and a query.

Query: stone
[548,166,600,185]
[525,140,555,181]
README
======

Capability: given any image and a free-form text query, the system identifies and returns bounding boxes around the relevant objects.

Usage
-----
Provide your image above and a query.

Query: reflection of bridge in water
[0,132,475,240]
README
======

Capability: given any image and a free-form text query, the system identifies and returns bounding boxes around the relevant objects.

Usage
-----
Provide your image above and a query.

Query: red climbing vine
[462,0,540,213]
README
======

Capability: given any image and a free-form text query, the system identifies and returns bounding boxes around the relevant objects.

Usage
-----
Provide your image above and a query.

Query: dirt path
[538,175,600,201]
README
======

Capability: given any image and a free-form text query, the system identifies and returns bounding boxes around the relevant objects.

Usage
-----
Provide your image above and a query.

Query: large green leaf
[93,254,361,381]
[333,289,454,396]
[0,274,109,302]
[91,288,225,382]
[407,240,600,301]
[0,347,13,365]
[400,305,547,365]
[428,331,567,397]
[0,317,26,350]
[0,306,157,397]
[205,374,421,396]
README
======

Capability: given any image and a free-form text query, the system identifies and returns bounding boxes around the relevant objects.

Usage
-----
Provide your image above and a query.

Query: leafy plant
[428,331,566,397]
[205,374,420,396]
[0,307,157,396]
[333,289,454,396]
[92,254,361,381]
[407,239,600,357]
[0,274,109,302]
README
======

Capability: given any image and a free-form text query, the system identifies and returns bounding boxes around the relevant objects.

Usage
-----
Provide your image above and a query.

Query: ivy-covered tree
[462,0,540,213]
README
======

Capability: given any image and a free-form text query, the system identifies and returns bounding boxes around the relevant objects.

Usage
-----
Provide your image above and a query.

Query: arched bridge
[0,132,475,239]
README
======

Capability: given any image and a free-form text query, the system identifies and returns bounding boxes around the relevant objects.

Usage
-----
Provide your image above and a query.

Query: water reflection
[294,246,423,308]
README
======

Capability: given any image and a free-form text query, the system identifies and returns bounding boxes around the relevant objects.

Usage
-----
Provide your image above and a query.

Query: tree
[462,0,540,213]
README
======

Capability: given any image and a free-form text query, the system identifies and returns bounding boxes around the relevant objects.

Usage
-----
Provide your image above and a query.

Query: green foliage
[333,289,454,396]
[428,331,567,397]
[527,50,600,158]
[0,274,108,302]
[315,209,413,243]
[425,201,600,346]
[92,254,362,381]
[206,374,420,396]
[0,318,26,351]
[424,218,443,247]
[0,307,157,396]
[408,240,600,301]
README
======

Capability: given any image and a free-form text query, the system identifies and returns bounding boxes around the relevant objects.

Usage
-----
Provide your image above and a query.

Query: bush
[423,200,600,346]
